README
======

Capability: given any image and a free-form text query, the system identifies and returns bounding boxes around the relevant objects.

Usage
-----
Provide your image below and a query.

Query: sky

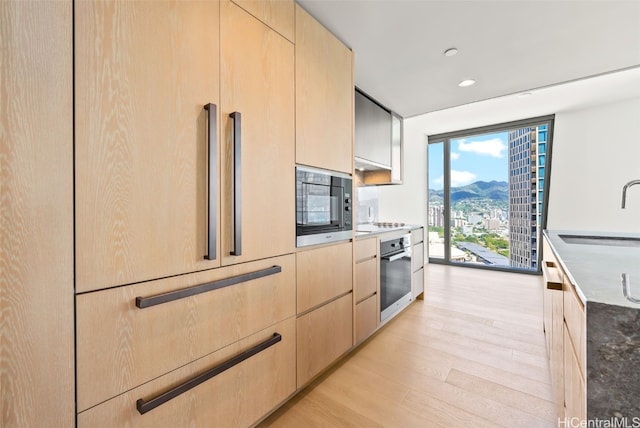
[428,131,509,190]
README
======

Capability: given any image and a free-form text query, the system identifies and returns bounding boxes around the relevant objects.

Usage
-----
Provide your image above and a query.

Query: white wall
[547,97,640,232]
[377,118,428,227]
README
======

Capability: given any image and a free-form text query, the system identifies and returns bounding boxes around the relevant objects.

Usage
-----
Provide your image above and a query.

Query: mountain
[429,180,508,203]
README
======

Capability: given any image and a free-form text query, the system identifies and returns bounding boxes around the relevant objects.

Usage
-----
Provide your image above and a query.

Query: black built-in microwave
[296,165,353,247]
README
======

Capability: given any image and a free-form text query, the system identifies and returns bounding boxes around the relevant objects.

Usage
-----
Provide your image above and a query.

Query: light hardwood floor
[259,264,556,428]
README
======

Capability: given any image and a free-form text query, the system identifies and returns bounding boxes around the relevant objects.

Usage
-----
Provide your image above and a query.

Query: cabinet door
[295,5,353,174]
[1,1,74,425]
[75,1,220,292]
[220,0,295,266]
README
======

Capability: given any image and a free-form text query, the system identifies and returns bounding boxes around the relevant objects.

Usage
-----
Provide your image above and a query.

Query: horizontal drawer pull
[136,332,282,415]
[136,265,282,308]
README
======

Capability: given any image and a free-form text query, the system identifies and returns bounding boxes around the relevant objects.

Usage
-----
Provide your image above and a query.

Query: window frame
[427,114,555,275]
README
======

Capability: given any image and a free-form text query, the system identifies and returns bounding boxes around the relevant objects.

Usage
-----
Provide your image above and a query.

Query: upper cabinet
[231,0,295,42]
[295,5,354,175]
[75,0,294,292]
[355,90,391,168]
[355,89,403,185]
[220,0,295,267]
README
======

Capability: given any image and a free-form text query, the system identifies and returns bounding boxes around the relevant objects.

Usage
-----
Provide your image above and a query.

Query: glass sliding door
[427,116,554,273]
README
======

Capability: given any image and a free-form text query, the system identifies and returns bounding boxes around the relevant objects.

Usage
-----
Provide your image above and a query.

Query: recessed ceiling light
[444,47,458,57]
[458,79,476,87]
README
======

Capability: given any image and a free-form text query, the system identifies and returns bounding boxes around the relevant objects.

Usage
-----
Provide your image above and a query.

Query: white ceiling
[410,65,640,136]
[297,0,640,118]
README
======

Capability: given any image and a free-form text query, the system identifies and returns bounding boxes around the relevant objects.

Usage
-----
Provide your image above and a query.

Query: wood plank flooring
[259,264,556,428]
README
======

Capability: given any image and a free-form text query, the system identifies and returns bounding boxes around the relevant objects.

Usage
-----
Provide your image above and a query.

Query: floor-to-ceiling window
[427,116,554,273]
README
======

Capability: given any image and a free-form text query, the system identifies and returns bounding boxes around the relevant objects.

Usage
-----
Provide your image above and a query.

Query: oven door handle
[382,251,410,262]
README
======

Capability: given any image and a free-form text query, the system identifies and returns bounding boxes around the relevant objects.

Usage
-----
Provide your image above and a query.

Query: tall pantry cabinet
[1,1,74,426]
[75,0,296,426]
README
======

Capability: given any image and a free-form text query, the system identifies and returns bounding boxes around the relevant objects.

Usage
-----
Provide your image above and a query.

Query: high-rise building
[508,126,543,269]
[428,204,445,228]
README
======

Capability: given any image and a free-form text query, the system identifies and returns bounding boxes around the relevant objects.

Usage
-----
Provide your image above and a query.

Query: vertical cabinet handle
[204,104,217,260]
[229,112,242,256]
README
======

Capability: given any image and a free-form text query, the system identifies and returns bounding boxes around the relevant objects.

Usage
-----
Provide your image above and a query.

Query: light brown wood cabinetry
[355,257,378,302]
[564,325,586,422]
[76,254,295,412]
[295,4,354,174]
[297,293,353,387]
[75,0,221,292]
[354,238,379,343]
[220,0,295,267]
[296,242,353,313]
[542,244,564,417]
[0,1,74,425]
[75,0,294,292]
[75,1,297,425]
[563,276,586,422]
[543,234,586,421]
[232,0,295,42]
[78,317,296,428]
[355,294,378,344]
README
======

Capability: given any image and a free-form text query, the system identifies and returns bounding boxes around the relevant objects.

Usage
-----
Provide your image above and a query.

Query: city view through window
[427,121,550,272]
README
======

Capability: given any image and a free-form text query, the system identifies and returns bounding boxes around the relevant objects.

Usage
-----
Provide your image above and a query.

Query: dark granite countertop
[544,230,640,309]
[545,230,640,419]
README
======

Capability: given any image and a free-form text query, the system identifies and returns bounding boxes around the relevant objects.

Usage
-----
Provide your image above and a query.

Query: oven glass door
[298,181,343,230]
[380,236,412,322]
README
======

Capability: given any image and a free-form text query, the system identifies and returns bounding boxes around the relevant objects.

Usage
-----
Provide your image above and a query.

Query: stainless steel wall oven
[296,165,353,247]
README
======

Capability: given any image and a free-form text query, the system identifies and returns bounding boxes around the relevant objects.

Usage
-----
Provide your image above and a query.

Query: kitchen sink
[559,234,640,248]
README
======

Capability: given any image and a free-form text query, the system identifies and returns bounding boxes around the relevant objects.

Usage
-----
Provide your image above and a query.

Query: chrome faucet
[621,179,640,208]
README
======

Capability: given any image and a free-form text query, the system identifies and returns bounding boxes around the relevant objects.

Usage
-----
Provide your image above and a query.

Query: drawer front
[564,278,586,374]
[355,257,377,303]
[412,267,424,298]
[563,325,586,422]
[411,227,424,245]
[297,293,353,387]
[296,242,353,313]
[355,237,377,262]
[355,294,378,344]
[78,318,296,428]
[412,242,424,273]
[76,254,295,411]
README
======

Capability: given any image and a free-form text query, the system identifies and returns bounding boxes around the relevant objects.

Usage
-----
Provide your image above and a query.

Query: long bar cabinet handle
[204,103,217,260]
[136,332,282,415]
[229,112,242,256]
[135,265,281,309]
